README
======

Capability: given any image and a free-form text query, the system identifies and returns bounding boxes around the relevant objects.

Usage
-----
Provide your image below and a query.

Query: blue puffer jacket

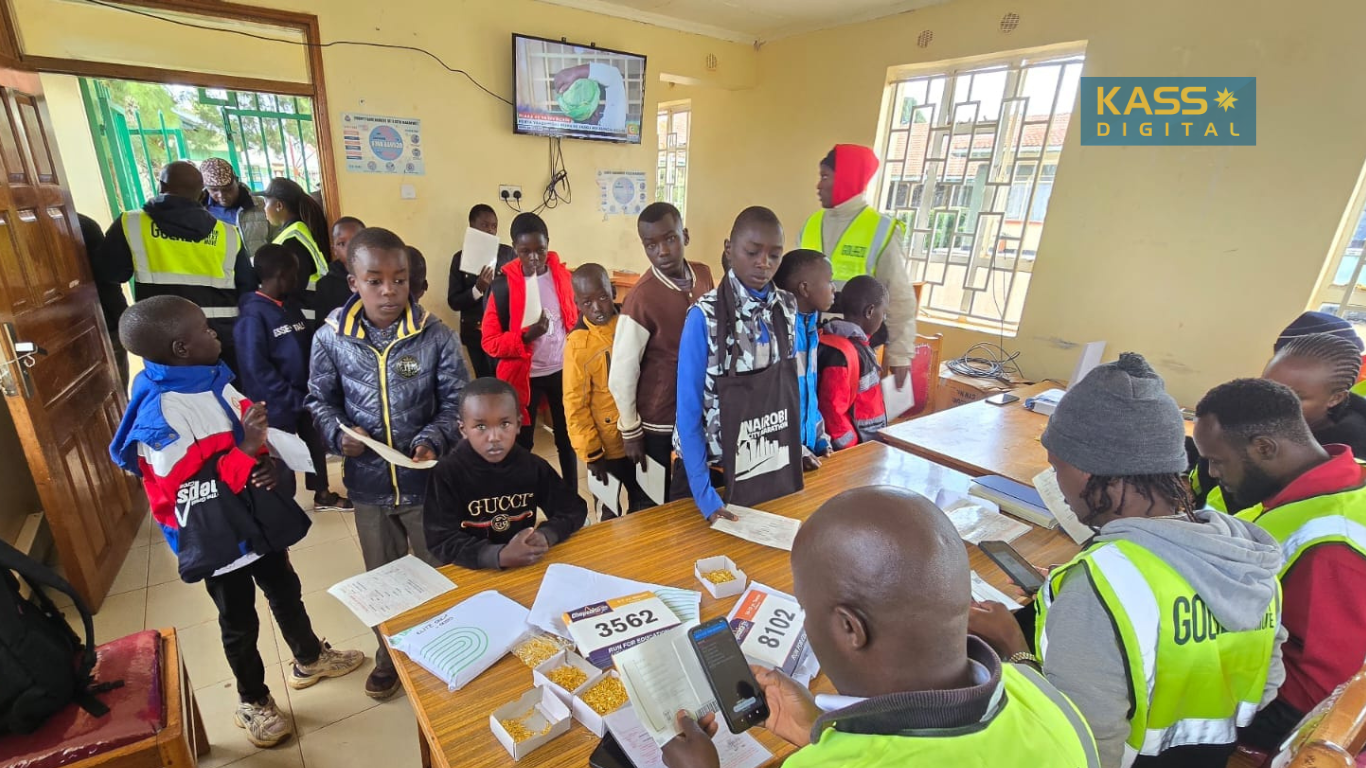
[306,294,468,506]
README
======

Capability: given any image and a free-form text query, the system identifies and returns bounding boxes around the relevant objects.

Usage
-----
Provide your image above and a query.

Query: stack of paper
[943,497,1030,544]
[613,627,719,748]
[971,571,1022,612]
[528,564,701,639]
[605,707,771,768]
[387,590,528,691]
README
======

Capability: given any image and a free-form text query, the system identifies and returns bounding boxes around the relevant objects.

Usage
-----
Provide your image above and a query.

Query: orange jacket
[562,314,625,462]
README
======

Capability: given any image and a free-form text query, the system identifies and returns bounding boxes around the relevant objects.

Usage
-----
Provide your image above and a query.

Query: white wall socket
[499,185,522,201]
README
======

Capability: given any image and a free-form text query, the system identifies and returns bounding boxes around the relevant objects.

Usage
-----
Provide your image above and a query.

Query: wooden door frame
[0,0,341,219]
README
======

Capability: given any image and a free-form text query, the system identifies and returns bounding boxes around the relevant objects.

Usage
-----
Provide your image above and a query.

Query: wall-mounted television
[513,33,646,144]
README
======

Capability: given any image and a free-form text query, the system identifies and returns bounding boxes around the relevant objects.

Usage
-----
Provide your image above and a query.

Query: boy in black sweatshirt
[424,377,587,569]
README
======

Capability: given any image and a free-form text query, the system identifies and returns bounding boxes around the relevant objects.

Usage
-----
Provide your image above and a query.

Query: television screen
[513,34,646,144]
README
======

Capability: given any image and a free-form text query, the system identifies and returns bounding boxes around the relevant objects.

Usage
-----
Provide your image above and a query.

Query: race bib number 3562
[564,592,680,669]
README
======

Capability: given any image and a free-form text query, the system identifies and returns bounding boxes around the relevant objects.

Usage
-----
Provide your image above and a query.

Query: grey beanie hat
[1040,352,1188,476]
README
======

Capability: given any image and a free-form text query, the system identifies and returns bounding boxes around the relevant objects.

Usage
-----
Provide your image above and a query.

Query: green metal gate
[80,79,319,217]
[80,78,190,215]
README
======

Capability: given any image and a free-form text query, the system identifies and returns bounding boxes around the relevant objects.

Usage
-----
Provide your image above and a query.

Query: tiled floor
[55,424,595,768]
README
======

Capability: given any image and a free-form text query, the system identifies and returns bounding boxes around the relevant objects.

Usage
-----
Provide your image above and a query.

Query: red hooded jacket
[481,252,578,425]
[830,144,881,207]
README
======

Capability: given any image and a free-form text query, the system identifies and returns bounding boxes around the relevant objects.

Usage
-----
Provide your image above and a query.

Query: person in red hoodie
[1193,377,1366,751]
[819,275,890,449]
[482,212,580,492]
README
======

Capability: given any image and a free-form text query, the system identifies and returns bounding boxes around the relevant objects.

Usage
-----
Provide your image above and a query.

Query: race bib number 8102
[728,586,808,675]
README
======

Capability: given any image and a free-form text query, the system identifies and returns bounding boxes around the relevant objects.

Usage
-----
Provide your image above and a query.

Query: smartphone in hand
[688,617,769,734]
[979,540,1045,595]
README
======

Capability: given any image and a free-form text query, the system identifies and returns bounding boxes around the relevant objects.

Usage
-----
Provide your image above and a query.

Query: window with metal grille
[657,102,690,217]
[878,50,1084,334]
[1310,179,1366,343]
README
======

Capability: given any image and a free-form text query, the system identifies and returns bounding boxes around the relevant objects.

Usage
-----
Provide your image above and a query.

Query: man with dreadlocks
[970,353,1286,768]
[1195,377,1366,752]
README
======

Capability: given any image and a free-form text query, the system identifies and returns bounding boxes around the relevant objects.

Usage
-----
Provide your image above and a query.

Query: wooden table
[881,383,1193,486]
[383,442,1079,768]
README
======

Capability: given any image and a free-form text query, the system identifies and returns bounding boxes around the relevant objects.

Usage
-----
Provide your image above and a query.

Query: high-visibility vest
[784,664,1100,768]
[1036,539,1280,767]
[1236,482,1366,574]
[122,210,240,319]
[273,221,327,287]
[799,207,902,284]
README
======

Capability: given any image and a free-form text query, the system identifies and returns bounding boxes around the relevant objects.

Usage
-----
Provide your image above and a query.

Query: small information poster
[342,112,424,175]
[564,591,680,668]
[597,170,648,216]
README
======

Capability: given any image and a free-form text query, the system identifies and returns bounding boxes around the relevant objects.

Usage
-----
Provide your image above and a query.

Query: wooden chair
[3,628,209,768]
[1273,666,1366,768]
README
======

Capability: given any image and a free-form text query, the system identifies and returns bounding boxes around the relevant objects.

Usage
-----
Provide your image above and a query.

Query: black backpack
[0,539,119,734]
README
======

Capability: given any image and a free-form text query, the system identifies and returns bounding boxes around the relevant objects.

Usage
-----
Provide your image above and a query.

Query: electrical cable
[531,138,572,214]
[84,0,513,106]
[945,342,1023,383]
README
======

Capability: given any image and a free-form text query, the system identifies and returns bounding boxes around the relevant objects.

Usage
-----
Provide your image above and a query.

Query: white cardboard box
[568,666,625,732]
[694,556,748,599]
[571,671,629,737]
[532,650,603,705]
[489,686,572,761]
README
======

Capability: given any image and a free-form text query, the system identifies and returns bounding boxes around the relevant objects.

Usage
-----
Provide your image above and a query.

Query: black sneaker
[314,492,353,512]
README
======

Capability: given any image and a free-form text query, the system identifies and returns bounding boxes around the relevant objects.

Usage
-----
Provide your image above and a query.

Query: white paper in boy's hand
[588,470,622,516]
[636,456,666,505]
[459,227,500,276]
[267,428,314,473]
[338,423,437,469]
[521,274,542,327]
[881,374,916,420]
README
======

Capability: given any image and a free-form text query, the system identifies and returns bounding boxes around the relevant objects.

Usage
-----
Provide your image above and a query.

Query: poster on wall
[597,170,647,216]
[342,113,425,175]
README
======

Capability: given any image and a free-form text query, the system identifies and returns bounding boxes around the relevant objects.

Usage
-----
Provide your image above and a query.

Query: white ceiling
[534,0,949,43]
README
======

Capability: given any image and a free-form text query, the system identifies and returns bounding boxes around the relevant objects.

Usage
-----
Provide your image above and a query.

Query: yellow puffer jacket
[563,315,625,462]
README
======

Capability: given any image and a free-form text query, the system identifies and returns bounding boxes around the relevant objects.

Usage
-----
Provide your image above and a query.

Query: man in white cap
[200,157,273,257]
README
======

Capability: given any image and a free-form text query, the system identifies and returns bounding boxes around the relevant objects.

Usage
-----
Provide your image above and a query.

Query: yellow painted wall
[18,0,1365,405]
[40,73,111,224]
[749,0,1366,405]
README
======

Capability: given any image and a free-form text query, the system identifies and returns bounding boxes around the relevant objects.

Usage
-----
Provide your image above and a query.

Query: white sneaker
[287,642,366,690]
[233,696,292,748]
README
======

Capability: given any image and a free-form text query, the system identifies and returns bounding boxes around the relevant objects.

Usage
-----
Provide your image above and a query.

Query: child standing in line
[609,203,715,506]
[234,244,335,502]
[306,227,467,699]
[773,249,835,467]
[481,212,580,493]
[564,263,648,516]
[424,377,587,569]
[675,207,806,519]
[819,275,890,449]
[404,246,430,302]
[448,204,517,379]
[110,296,363,749]
[316,216,365,332]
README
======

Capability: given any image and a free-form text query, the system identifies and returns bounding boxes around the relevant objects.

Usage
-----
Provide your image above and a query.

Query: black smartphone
[986,392,1020,406]
[589,732,633,768]
[979,540,1045,595]
[688,617,769,734]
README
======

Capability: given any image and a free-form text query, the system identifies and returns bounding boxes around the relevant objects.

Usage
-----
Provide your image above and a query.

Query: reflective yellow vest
[1235,482,1366,574]
[784,664,1099,768]
[1036,539,1280,767]
[799,207,902,284]
[122,210,240,318]
[273,221,327,286]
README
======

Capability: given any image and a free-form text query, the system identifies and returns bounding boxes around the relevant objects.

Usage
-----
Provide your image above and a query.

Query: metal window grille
[878,50,1084,333]
[1313,185,1366,338]
[657,103,690,217]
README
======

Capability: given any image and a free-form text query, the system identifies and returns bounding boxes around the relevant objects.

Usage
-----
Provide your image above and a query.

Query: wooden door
[0,65,143,611]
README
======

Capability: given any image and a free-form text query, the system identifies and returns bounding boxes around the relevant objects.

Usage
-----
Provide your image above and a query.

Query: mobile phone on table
[986,392,1020,406]
[978,540,1045,595]
[687,617,769,734]
[589,732,632,768]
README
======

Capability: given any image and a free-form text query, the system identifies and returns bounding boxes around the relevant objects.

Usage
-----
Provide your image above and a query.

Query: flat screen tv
[513,34,646,144]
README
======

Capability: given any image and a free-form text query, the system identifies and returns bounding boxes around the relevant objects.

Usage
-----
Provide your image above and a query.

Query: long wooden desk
[383,442,1079,768]
[881,383,1194,486]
